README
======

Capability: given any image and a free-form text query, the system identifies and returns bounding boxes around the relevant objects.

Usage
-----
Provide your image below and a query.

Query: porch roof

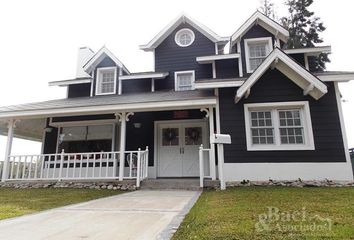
[0,90,216,119]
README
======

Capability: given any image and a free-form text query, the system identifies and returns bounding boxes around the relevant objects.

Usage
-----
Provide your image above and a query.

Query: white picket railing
[3,147,149,185]
[198,144,212,188]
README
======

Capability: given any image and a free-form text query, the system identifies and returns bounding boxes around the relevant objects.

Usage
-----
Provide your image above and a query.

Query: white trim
[214,89,225,190]
[50,119,116,127]
[224,162,354,181]
[334,83,353,175]
[304,54,309,70]
[83,46,130,74]
[49,78,92,87]
[212,62,216,78]
[118,68,123,95]
[151,78,155,92]
[95,67,117,96]
[196,53,240,64]
[235,48,328,103]
[231,11,289,46]
[0,98,217,119]
[284,46,331,56]
[244,101,315,151]
[316,73,354,82]
[119,72,168,80]
[174,28,195,47]
[90,71,95,97]
[140,14,228,51]
[237,41,243,77]
[195,79,244,89]
[174,70,195,91]
[214,42,218,55]
[244,37,273,73]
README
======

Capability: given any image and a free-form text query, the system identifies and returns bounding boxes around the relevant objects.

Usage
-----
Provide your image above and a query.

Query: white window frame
[95,67,117,96]
[244,101,315,151]
[175,28,195,47]
[244,37,273,73]
[174,70,195,91]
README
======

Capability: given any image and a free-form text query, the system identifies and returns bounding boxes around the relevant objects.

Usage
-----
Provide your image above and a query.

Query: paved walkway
[0,190,200,240]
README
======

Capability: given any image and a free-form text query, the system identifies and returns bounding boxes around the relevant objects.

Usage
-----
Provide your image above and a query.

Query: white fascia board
[119,72,169,80]
[48,78,92,87]
[316,73,354,82]
[195,80,244,89]
[235,48,327,103]
[231,11,289,46]
[284,46,331,56]
[0,98,217,120]
[140,14,226,51]
[83,46,130,74]
[196,53,240,64]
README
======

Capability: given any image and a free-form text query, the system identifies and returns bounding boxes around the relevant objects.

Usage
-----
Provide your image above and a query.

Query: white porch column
[1,119,15,182]
[208,106,216,180]
[118,112,126,181]
[215,89,226,190]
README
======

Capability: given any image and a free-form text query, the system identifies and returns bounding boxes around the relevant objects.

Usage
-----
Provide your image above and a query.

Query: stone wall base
[226,179,354,188]
[0,180,137,191]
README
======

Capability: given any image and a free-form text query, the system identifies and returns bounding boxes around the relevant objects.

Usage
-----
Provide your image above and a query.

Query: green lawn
[0,188,121,220]
[173,187,354,240]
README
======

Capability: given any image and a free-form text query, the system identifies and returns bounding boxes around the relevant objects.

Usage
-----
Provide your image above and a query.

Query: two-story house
[0,12,353,189]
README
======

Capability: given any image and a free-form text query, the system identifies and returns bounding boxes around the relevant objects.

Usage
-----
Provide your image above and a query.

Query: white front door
[157,120,207,177]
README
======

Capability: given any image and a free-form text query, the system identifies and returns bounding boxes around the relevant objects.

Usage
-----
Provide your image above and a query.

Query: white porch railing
[3,147,149,187]
[198,144,212,187]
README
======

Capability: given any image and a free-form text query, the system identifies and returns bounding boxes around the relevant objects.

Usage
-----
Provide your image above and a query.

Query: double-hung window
[244,101,315,151]
[175,70,195,91]
[244,37,273,73]
[96,67,117,95]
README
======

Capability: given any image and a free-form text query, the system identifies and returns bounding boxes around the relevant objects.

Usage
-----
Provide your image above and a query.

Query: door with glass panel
[157,121,207,177]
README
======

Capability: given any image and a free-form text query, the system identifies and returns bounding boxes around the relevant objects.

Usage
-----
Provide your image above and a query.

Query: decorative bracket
[200,108,210,118]
[126,112,134,122]
[6,119,20,129]
[114,112,135,122]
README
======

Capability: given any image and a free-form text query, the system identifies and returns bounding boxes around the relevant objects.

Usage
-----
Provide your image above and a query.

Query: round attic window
[175,28,195,47]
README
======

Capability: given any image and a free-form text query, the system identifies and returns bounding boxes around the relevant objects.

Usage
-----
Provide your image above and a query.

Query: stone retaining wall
[0,181,137,191]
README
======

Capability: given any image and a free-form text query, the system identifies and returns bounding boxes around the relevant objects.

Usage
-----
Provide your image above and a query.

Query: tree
[259,0,276,19]
[281,0,329,71]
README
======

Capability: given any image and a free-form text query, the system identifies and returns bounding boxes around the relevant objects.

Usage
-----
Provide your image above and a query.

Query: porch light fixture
[133,123,142,129]
[44,127,53,133]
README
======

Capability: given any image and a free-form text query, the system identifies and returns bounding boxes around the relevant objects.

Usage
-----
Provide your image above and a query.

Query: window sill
[95,92,116,96]
[246,144,315,151]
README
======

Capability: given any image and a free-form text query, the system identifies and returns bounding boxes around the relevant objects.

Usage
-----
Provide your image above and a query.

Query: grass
[0,188,121,220]
[173,187,354,240]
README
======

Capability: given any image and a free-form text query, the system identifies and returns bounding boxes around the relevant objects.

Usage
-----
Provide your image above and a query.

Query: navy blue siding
[155,22,214,90]
[67,83,91,98]
[122,79,151,94]
[219,68,346,163]
[215,59,239,79]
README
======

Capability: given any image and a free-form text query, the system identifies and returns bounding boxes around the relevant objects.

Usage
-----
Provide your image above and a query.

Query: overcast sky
[0,0,354,157]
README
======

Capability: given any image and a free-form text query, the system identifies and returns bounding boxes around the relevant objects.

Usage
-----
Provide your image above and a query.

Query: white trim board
[140,13,228,51]
[174,70,195,91]
[0,98,217,119]
[244,37,273,73]
[284,46,331,56]
[49,78,92,87]
[195,79,244,89]
[196,53,240,64]
[235,48,328,103]
[95,67,117,96]
[223,162,354,181]
[316,73,354,82]
[230,11,289,47]
[119,72,168,80]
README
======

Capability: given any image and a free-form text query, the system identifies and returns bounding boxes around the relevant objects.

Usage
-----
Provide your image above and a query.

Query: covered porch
[0,90,224,188]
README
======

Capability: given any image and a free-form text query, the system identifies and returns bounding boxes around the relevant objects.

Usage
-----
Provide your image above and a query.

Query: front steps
[140,178,220,190]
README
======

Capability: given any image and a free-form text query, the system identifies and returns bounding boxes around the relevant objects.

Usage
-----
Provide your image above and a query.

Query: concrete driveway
[0,190,200,240]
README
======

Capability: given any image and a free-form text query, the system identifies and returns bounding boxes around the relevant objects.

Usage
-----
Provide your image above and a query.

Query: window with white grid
[250,111,274,145]
[175,71,195,91]
[96,67,116,95]
[244,102,315,151]
[245,37,272,73]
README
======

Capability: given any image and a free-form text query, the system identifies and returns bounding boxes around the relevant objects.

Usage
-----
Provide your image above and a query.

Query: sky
[0,0,354,158]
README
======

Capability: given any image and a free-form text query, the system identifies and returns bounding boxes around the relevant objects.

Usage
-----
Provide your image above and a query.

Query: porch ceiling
[0,118,45,141]
[0,90,216,120]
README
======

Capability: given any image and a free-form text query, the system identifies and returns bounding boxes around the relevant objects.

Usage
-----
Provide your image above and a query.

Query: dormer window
[244,37,273,73]
[175,70,195,91]
[175,28,195,47]
[95,67,117,95]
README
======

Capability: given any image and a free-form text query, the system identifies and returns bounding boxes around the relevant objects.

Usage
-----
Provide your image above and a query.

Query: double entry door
[157,120,207,177]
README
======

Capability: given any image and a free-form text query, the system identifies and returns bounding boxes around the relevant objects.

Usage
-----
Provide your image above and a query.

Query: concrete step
[141,178,201,190]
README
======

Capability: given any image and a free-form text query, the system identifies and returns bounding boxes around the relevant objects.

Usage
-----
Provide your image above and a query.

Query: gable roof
[83,46,130,74]
[140,13,229,51]
[230,11,289,47]
[235,48,328,103]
